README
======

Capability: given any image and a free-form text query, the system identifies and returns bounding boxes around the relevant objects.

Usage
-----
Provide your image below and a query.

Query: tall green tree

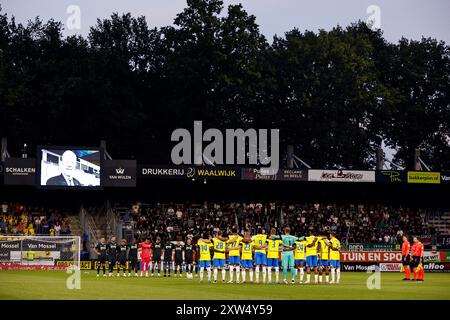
[264,25,388,169]
[381,38,450,170]
[0,2,449,169]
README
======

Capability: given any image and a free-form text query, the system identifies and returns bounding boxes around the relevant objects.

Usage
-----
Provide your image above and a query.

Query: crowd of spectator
[0,202,72,236]
[119,202,440,245]
[1,200,440,245]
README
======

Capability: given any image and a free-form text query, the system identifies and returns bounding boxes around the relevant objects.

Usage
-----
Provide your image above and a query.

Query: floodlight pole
[1,137,10,161]
[413,148,421,171]
[100,140,112,160]
[376,147,384,170]
[287,145,294,169]
[293,154,311,169]
[202,154,215,166]
[418,157,431,171]
[385,159,403,170]
[287,145,312,169]
[412,147,432,171]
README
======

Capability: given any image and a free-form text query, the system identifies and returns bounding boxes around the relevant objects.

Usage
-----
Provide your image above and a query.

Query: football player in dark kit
[194,239,200,277]
[163,239,174,277]
[184,238,196,279]
[94,237,108,277]
[117,239,128,277]
[128,238,139,277]
[151,236,163,277]
[173,235,185,277]
[107,236,119,277]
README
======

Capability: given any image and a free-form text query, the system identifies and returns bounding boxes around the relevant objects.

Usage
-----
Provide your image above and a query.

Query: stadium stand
[113,202,446,245]
[428,212,450,235]
[1,200,447,260]
[0,202,73,236]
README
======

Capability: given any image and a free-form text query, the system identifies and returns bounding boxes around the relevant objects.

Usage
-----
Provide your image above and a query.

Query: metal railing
[106,201,122,239]
[79,206,98,259]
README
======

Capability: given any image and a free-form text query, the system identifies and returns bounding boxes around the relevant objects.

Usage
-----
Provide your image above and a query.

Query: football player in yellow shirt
[227,227,242,283]
[211,230,230,283]
[294,237,307,283]
[197,232,213,283]
[229,232,263,283]
[266,227,293,284]
[305,229,319,284]
[252,227,268,283]
[329,232,341,284]
[317,235,330,284]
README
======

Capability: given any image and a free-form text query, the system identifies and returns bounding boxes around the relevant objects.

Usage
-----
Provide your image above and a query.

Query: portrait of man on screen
[45,151,81,186]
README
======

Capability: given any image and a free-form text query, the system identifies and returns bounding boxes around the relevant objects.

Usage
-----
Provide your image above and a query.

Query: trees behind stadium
[0,0,448,170]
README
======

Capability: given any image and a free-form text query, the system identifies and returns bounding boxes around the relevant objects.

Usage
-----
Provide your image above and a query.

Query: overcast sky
[2,0,450,44]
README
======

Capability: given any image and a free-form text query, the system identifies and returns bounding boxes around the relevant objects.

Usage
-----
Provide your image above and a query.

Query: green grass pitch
[0,271,449,300]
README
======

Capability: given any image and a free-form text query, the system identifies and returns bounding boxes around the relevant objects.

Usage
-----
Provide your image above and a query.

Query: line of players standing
[94,235,196,277]
[93,228,341,284]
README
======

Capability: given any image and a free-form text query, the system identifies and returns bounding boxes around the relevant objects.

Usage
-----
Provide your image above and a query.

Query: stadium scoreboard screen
[37,146,103,189]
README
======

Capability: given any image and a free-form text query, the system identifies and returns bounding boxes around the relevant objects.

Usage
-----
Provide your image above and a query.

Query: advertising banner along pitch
[139,165,241,180]
[139,165,188,179]
[375,170,407,183]
[241,168,308,181]
[407,171,440,184]
[440,172,450,184]
[308,170,375,183]
[341,251,447,263]
[340,251,403,262]
[344,243,400,251]
[241,168,278,180]
[0,238,76,266]
[189,166,241,180]
[342,262,450,272]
